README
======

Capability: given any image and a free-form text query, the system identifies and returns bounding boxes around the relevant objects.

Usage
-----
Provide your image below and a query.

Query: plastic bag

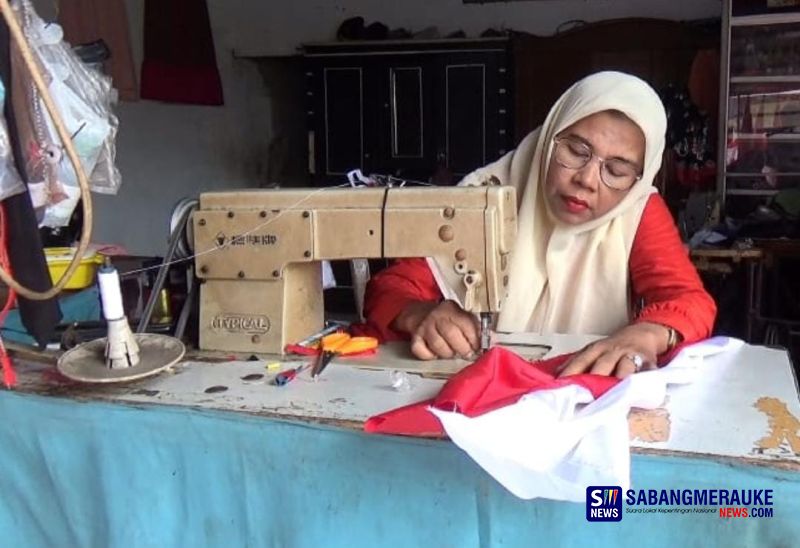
[9,0,121,227]
[0,79,25,201]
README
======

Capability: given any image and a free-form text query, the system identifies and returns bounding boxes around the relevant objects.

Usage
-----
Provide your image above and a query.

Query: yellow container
[45,247,104,290]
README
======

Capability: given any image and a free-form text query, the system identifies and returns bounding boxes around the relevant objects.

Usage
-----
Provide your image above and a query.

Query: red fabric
[364,347,620,437]
[361,194,716,346]
[629,195,716,342]
[140,0,223,105]
[0,339,15,389]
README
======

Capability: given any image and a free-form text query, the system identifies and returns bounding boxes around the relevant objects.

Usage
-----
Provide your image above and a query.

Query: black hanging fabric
[0,16,62,347]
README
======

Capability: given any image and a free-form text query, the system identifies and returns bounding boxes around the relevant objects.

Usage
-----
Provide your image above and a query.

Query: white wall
[36,0,723,255]
[89,0,274,255]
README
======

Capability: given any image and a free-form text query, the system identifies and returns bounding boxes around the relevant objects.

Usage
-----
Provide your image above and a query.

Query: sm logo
[586,486,622,522]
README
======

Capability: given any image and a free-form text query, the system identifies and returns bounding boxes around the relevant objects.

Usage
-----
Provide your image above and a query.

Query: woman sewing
[363,71,716,378]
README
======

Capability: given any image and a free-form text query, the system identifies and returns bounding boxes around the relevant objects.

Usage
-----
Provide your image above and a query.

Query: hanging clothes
[662,84,717,189]
[140,0,223,106]
[0,17,61,348]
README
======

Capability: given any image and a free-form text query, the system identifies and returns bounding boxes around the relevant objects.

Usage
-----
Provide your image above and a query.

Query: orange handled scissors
[311,333,378,378]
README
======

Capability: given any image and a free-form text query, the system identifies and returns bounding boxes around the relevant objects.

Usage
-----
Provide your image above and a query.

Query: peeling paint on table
[629,407,671,443]
[754,397,800,454]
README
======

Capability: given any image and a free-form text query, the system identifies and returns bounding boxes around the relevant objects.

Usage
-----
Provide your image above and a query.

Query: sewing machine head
[192,186,517,354]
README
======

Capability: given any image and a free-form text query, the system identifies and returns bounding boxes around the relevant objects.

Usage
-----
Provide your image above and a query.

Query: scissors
[311,333,378,379]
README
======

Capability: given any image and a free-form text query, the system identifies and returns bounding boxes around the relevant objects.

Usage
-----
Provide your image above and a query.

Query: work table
[10,333,800,468]
[1,333,799,547]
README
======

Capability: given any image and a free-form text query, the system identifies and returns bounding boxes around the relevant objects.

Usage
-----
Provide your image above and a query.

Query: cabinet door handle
[308,131,316,175]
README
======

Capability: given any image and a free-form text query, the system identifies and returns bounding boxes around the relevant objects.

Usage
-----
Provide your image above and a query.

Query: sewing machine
[191,186,517,354]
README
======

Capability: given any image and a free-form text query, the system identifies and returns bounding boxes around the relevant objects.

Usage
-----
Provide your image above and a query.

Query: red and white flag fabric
[366,337,743,501]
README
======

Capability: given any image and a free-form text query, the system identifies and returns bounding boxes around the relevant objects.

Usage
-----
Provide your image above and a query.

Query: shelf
[730,134,800,141]
[727,172,800,177]
[730,75,800,84]
[731,13,800,26]
[725,189,781,196]
[721,2,800,212]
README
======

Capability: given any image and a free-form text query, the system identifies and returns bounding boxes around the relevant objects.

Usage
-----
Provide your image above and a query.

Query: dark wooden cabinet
[303,38,513,185]
[302,21,715,187]
[512,19,719,142]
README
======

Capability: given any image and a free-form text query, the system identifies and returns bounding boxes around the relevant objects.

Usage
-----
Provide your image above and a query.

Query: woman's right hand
[392,299,480,360]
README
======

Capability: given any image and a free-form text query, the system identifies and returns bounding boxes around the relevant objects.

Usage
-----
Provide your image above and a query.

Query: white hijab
[438,71,667,335]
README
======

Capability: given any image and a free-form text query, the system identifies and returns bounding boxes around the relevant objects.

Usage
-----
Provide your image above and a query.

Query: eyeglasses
[552,136,642,191]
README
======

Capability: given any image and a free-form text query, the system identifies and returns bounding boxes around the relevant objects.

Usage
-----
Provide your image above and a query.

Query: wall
[36,0,722,255]
[90,0,275,256]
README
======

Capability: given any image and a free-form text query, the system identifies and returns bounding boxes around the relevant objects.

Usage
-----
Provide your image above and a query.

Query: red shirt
[363,194,716,344]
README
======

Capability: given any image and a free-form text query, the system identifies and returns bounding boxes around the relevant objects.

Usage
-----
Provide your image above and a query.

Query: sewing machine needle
[480,313,491,353]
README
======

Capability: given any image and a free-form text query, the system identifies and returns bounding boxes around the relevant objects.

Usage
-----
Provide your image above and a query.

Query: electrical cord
[0,201,17,386]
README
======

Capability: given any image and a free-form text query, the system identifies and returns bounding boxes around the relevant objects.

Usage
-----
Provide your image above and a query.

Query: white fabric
[321,260,337,290]
[435,71,668,335]
[430,337,744,501]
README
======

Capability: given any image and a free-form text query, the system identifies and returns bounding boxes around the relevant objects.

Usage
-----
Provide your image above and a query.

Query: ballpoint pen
[295,322,347,348]
[274,363,311,386]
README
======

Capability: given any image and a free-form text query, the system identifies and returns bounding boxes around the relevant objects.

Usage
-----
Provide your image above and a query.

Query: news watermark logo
[586,486,623,522]
[624,488,774,519]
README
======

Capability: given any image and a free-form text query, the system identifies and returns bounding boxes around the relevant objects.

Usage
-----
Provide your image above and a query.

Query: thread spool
[97,257,124,320]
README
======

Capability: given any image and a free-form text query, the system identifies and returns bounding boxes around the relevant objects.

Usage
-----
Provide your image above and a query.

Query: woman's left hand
[556,322,670,379]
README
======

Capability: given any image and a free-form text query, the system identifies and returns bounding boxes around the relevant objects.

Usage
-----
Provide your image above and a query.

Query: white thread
[98,267,124,320]
[118,180,438,279]
[119,184,344,278]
